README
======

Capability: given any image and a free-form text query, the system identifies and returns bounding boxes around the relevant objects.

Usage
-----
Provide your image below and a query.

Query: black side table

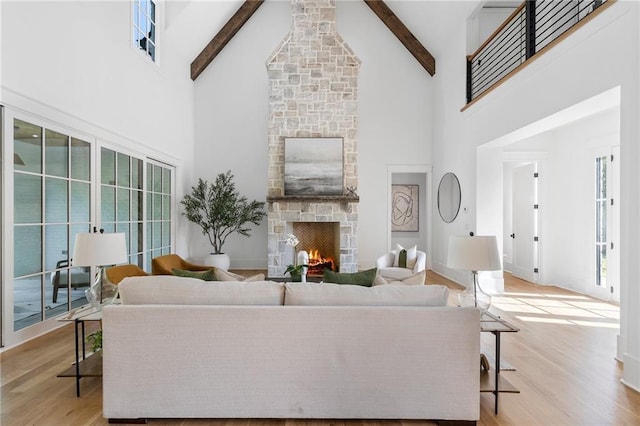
[480,310,520,414]
[57,306,103,397]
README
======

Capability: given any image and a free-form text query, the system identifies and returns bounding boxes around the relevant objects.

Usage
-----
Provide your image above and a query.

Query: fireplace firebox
[293,222,340,275]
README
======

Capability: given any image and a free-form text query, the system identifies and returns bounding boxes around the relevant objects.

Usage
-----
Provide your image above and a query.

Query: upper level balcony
[466,0,613,106]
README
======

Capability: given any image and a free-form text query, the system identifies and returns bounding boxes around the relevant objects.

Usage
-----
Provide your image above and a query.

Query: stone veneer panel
[266,0,360,277]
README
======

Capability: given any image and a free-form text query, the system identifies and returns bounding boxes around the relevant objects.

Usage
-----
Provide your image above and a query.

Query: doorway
[386,166,431,268]
[490,92,620,301]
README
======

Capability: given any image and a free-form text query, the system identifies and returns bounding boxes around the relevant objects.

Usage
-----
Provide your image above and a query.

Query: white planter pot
[204,253,230,271]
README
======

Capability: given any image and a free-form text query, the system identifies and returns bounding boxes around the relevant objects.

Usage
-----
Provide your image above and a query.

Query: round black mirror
[437,173,461,223]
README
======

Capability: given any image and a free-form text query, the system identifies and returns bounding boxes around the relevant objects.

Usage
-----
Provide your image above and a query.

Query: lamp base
[85,267,118,309]
[457,272,492,311]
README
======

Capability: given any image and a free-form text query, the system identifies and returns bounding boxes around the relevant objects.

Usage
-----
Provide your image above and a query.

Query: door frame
[386,165,433,269]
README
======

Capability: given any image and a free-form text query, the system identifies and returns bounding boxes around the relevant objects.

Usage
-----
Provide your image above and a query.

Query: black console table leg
[75,319,81,397]
[494,331,501,414]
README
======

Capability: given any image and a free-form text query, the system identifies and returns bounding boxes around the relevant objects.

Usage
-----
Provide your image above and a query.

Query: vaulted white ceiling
[165,1,482,69]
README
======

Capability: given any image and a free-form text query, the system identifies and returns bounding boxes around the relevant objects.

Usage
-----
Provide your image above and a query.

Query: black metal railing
[466,0,607,104]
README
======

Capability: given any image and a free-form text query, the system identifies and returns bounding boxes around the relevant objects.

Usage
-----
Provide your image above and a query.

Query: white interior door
[511,163,536,283]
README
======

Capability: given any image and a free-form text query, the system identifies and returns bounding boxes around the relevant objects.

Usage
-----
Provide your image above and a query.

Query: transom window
[132,0,156,61]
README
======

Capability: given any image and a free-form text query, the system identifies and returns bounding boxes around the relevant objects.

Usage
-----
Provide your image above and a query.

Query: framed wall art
[284,137,343,195]
[392,184,419,232]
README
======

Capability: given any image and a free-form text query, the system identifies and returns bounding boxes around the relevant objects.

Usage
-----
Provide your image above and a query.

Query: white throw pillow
[393,244,418,269]
[373,270,426,286]
[215,269,265,282]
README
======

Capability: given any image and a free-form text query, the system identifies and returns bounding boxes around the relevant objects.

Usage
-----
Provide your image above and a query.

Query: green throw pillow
[398,249,407,268]
[172,268,217,281]
[322,268,377,287]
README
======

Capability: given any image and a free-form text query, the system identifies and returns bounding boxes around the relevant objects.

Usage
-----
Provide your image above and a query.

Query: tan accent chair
[152,254,211,275]
[105,264,149,285]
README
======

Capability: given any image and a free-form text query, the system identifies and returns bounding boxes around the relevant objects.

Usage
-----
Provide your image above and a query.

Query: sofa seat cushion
[118,276,284,305]
[284,282,449,306]
[373,271,426,286]
[377,267,420,280]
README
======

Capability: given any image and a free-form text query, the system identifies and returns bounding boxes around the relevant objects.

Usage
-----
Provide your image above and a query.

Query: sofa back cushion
[284,282,449,306]
[118,276,284,305]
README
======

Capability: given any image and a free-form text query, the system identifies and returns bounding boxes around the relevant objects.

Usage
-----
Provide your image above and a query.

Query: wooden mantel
[266,195,359,203]
[190,0,435,80]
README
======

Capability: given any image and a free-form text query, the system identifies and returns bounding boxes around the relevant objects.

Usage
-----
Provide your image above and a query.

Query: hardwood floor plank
[2,271,639,425]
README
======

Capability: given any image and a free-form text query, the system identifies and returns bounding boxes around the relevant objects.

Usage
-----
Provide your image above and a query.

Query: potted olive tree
[181,171,266,270]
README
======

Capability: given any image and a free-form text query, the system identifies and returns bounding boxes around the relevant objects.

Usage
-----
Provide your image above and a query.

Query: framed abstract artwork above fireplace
[284,137,343,196]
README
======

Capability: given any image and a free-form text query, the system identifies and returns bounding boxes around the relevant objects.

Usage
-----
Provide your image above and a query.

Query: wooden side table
[480,310,520,414]
[57,306,103,397]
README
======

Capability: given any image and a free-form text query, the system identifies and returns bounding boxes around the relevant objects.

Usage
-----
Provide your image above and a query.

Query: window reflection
[13,118,90,331]
[45,129,68,178]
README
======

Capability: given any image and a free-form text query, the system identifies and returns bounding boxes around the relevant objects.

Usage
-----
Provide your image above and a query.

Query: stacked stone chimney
[266,0,360,277]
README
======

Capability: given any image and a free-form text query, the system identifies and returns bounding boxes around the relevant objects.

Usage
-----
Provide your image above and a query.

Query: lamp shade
[71,232,128,267]
[447,235,501,272]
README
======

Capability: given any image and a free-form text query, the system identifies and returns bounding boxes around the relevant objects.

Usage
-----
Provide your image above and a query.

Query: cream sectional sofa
[102,276,481,424]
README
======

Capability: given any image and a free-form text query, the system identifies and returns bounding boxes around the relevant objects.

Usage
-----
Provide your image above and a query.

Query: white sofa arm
[413,250,426,273]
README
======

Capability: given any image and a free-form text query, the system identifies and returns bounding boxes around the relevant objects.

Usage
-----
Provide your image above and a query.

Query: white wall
[1,1,193,158]
[432,1,640,390]
[0,1,197,347]
[471,6,518,53]
[190,0,434,269]
[1,0,195,253]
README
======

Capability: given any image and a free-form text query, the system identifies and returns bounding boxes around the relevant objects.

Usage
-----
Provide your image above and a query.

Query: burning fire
[306,248,335,275]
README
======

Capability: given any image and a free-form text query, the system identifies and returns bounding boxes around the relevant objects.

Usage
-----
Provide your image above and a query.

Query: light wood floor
[2,272,639,425]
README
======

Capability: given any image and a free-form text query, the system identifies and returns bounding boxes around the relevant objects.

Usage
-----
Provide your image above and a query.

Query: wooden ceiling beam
[190,0,265,81]
[363,0,436,76]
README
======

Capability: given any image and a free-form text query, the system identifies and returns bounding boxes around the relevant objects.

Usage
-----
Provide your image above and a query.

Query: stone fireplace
[266,0,360,277]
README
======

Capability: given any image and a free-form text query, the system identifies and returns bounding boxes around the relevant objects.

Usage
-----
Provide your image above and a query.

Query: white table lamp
[447,235,501,310]
[72,231,127,308]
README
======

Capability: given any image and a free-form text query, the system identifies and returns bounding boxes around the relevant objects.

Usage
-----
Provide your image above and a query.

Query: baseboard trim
[622,352,640,392]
